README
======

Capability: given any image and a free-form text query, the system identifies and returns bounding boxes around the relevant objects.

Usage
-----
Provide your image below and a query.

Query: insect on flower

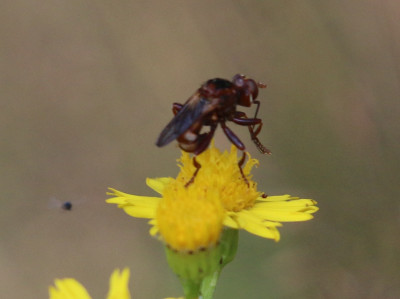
[156,74,270,186]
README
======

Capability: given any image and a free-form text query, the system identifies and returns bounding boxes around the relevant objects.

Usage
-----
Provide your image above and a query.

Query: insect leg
[249,101,264,139]
[183,123,217,186]
[234,112,264,137]
[248,122,271,154]
[234,111,246,118]
[251,122,263,137]
[185,157,201,188]
[232,113,271,155]
[193,123,217,155]
[238,151,249,186]
[232,116,261,126]
[220,121,245,150]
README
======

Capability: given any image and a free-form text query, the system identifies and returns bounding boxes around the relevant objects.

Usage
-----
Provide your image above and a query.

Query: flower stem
[181,278,201,299]
[200,228,239,298]
[200,270,221,299]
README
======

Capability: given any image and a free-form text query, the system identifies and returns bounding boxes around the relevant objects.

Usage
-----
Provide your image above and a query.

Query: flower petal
[146,177,173,194]
[149,219,159,236]
[106,188,161,219]
[223,213,240,229]
[107,268,131,299]
[251,208,316,222]
[49,278,92,299]
[257,194,294,202]
[122,205,157,218]
[250,199,319,222]
[226,210,282,241]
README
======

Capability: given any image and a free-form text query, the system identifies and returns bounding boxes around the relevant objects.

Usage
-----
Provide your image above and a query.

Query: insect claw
[252,136,271,155]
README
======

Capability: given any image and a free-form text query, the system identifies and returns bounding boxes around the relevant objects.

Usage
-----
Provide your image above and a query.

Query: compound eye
[232,74,245,87]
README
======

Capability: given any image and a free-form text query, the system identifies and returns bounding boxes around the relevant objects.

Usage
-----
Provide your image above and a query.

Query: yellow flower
[107,143,318,245]
[49,268,131,299]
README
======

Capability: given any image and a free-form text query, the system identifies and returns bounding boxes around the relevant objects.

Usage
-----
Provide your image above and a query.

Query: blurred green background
[1,1,399,298]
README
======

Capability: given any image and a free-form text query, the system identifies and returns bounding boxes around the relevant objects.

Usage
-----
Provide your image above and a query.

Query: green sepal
[165,245,222,282]
[165,245,222,298]
[219,228,239,267]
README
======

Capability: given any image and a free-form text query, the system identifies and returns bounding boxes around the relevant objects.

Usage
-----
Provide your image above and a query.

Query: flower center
[176,145,262,212]
[156,180,225,252]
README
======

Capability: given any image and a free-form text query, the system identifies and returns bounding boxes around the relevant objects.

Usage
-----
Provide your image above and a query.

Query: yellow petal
[107,188,137,198]
[149,222,159,236]
[234,210,282,241]
[250,199,318,222]
[107,268,131,299]
[256,199,317,208]
[257,194,294,202]
[122,205,157,219]
[106,189,161,219]
[105,197,129,205]
[49,278,92,299]
[146,177,173,194]
[251,209,315,222]
[223,213,240,229]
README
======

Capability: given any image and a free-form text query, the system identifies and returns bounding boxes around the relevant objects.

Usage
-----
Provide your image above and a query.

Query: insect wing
[156,94,209,147]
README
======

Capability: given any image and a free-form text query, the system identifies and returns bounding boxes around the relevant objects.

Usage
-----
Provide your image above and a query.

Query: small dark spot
[219,258,223,265]
[199,247,206,252]
[62,202,72,211]
[188,250,194,255]
[261,193,268,198]
[198,267,204,274]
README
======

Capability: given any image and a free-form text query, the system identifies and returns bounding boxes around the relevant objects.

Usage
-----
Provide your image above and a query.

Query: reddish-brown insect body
[156,74,270,156]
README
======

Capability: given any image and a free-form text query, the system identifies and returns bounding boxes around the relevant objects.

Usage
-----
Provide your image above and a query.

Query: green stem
[181,278,201,299]
[200,228,239,299]
[200,269,221,299]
